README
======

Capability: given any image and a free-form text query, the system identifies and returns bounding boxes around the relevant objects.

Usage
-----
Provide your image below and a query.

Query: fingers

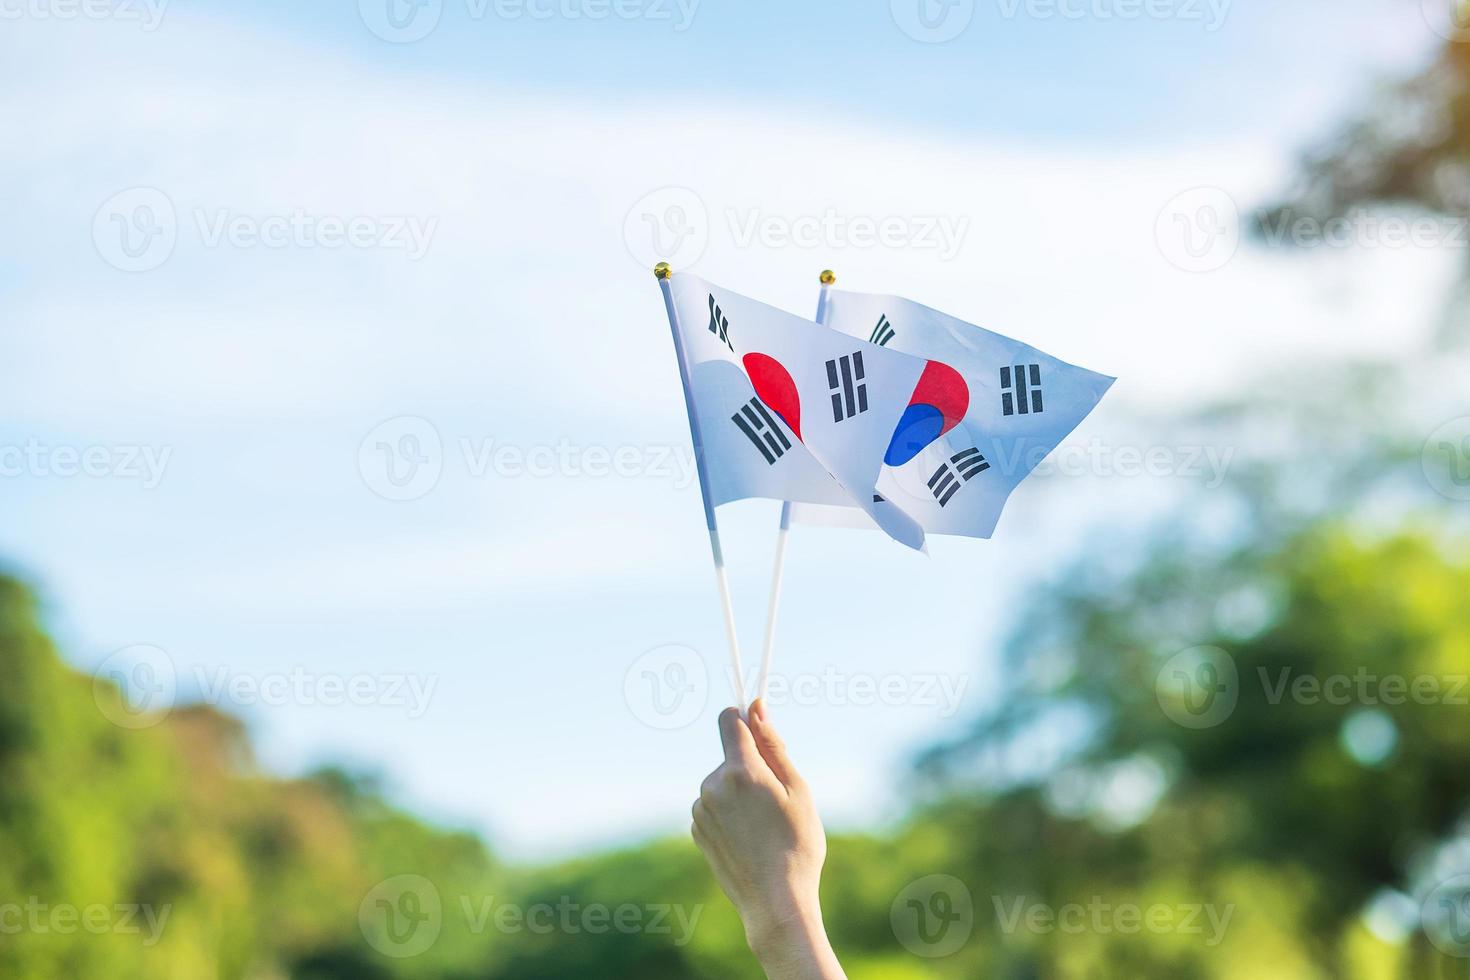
[717,706,763,770]
[748,699,803,791]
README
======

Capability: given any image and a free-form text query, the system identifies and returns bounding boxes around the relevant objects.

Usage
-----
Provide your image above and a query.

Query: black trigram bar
[825,351,868,423]
[707,294,732,350]
[926,448,990,506]
[869,315,895,347]
[731,397,791,465]
[1001,363,1043,416]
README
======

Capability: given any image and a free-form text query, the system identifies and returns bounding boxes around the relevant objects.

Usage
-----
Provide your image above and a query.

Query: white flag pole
[655,262,750,712]
[754,269,836,704]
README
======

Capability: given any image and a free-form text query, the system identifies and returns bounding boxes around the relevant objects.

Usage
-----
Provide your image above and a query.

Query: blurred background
[4,0,1470,976]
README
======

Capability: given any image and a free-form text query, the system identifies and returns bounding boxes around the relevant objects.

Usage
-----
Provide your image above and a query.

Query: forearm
[749,905,847,980]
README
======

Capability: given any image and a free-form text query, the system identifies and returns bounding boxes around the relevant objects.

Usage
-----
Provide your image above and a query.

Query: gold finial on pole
[819,269,836,285]
[654,262,672,280]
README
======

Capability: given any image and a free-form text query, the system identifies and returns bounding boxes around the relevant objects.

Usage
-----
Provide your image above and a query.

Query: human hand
[691,700,845,980]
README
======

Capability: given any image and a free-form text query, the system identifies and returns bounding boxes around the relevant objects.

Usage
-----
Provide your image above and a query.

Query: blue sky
[0,0,1456,858]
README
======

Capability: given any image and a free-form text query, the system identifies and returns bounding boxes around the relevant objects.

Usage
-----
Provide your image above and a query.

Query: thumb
[748,699,802,790]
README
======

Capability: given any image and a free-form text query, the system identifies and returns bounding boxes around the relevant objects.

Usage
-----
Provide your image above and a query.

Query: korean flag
[793,291,1115,540]
[667,273,931,550]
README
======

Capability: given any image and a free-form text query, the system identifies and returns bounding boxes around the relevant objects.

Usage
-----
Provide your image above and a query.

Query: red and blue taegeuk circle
[884,360,969,466]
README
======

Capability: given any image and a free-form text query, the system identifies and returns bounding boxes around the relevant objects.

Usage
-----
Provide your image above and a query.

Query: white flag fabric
[667,273,929,550]
[792,291,1114,539]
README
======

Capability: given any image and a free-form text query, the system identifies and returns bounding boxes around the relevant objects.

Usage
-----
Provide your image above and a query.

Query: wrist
[745,897,838,977]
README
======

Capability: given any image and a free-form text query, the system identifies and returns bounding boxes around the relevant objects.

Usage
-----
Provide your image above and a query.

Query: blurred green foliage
[5,495,1470,977]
